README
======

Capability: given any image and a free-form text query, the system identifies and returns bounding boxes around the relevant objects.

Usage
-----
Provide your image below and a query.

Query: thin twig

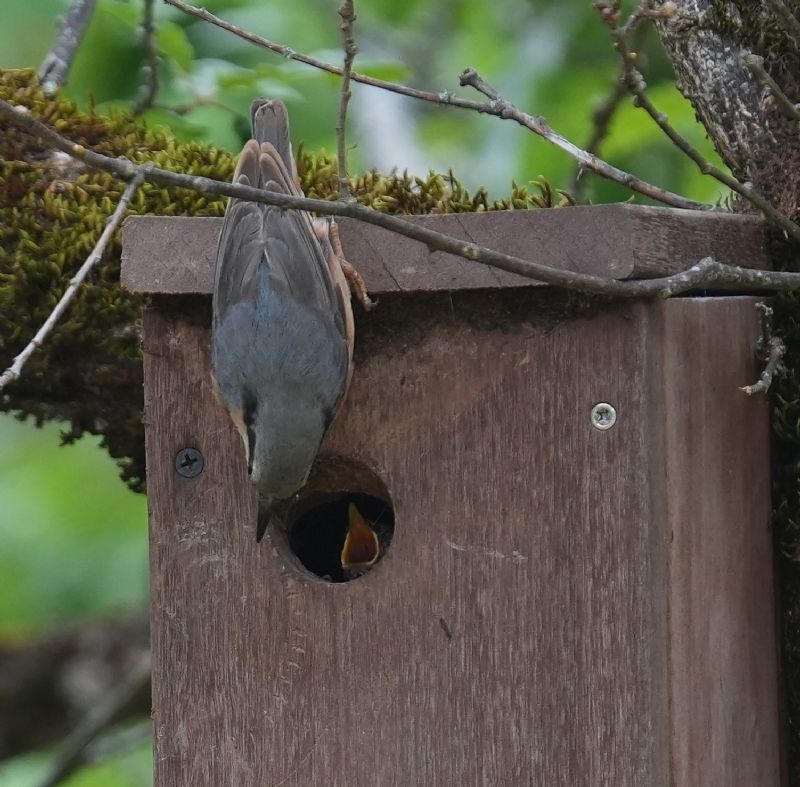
[743,53,800,123]
[456,67,707,210]
[626,70,800,242]
[6,99,800,300]
[572,23,647,198]
[583,80,627,160]
[133,0,160,114]
[603,2,800,244]
[764,0,800,45]
[572,79,627,198]
[0,167,145,391]
[162,0,706,211]
[336,1,357,202]
[741,336,786,395]
[38,0,97,94]
[34,655,151,787]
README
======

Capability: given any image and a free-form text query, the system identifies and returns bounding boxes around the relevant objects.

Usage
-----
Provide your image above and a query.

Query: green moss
[0,68,570,492]
[0,69,237,490]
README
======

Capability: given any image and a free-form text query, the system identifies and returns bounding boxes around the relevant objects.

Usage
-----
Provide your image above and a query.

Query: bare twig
[0,166,145,391]
[0,614,149,761]
[741,302,785,395]
[38,0,97,94]
[744,53,800,123]
[572,79,627,197]
[764,0,800,45]
[133,0,160,114]
[741,336,786,395]
[572,24,647,198]
[456,67,707,210]
[6,99,800,300]
[584,80,628,160]
[34,654,151,787]
[162,0,706,211]
[336,0,357,203]
[602,2,800,244]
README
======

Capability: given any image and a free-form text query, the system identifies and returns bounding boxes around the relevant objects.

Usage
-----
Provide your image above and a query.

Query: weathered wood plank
[122,205,767,296]
[659,298,780,786]
[143,288,779,786]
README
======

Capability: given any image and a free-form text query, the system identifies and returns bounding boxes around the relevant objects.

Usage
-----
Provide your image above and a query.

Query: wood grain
[659,298,780,786]
[122,205,767,296]
[143,289,779,786]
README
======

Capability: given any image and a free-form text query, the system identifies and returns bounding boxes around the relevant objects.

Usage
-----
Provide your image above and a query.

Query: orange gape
[340,503,381,577]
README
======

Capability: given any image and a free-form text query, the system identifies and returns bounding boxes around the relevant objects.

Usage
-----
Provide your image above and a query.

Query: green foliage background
[0,0,728,784]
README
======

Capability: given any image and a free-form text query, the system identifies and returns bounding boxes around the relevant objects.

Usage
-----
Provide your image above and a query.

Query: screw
[590,402,617,431]
[175,447,204,478]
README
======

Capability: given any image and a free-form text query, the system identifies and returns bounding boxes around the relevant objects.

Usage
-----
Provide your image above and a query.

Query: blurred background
[0,0,727,784]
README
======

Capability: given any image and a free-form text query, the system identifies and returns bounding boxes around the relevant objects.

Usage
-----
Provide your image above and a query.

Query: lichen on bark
[657,0,800,218]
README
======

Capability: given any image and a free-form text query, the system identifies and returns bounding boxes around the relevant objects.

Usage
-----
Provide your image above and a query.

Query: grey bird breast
[211,99,350,495]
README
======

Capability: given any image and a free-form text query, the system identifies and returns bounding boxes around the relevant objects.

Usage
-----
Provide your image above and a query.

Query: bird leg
[327,220,376,312]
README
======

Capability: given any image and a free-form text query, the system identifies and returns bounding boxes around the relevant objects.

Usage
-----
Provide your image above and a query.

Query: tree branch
[4,98,800,303]
[741,302,786,396]
[0,168,145,391]
[336,1,357,203]
[571,79,627,197]
[162,0,706,211]
[0,615,150,760]
[132,0,160,114]
[572,22,649,198]
[455,67,705,210]
[744,53,800,124]
[741,335,786,395]
[37,0,97,95]
[35,654,151,787]
[764,0,800,45]
[603,1,800,244]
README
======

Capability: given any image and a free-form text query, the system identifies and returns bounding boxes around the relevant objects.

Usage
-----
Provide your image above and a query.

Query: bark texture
[657,0,800,219]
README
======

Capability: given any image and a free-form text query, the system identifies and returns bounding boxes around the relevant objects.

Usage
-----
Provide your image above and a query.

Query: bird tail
[250,98,298,186]
[256,497,271,543]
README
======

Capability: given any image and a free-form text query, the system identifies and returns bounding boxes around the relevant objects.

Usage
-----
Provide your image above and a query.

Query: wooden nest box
[122,205,782,786]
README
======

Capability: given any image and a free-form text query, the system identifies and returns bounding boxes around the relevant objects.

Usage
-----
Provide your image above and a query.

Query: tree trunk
[656,0,800,220]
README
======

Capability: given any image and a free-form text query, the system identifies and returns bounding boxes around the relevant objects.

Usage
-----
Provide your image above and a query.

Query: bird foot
[328,221,376,312]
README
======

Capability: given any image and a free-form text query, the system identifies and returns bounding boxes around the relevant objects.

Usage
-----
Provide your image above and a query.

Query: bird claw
[328,221,376,312]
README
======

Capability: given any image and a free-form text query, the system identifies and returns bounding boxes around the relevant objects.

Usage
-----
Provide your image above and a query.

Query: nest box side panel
[659,298,780,786]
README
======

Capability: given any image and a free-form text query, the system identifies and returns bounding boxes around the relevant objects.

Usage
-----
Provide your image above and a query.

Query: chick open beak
[340,502,380,574]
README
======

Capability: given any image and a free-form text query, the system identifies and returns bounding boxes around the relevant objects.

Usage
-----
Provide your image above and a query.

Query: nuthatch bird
[211,99,356,541]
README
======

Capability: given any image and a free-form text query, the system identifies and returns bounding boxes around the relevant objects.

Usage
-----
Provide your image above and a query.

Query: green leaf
[158,21,195,73]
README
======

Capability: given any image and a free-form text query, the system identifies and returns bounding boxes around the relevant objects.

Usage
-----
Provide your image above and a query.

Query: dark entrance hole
[274,456,395,583]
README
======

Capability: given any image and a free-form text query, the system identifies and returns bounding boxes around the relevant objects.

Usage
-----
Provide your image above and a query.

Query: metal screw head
[590,402,617,431]
[175,447,204,478]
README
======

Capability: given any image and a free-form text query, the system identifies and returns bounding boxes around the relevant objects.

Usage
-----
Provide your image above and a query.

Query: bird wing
[250,99,299,188]
[212,141,347,342]
[211,99,354,484]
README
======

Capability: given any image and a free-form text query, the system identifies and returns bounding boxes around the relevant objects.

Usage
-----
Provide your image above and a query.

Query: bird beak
[256,499,271,543]
[340,503,380,574]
